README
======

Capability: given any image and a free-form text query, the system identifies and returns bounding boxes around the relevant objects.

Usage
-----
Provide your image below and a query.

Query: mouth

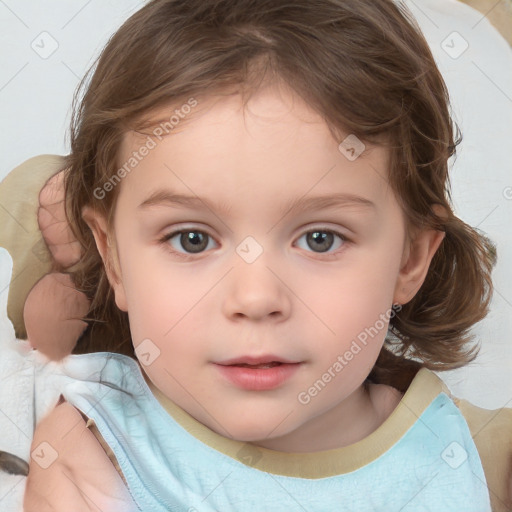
[230,361,284,369]
[216,355,300,367]
[214,355,302,391]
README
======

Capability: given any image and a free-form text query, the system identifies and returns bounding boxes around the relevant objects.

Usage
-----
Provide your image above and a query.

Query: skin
[24,401,139,512]
[83,81,444,453]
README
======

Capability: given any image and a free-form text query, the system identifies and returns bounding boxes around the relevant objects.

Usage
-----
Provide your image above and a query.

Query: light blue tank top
[54,352,492,511]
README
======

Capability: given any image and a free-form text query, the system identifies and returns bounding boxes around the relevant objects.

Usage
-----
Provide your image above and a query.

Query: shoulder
[24,397,137,512]
[452,396,512,512]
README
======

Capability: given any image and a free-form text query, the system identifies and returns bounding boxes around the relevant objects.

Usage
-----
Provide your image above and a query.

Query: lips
[214,355,301,391]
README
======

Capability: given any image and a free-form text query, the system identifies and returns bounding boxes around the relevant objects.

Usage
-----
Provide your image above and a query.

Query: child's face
[105,84,411,450]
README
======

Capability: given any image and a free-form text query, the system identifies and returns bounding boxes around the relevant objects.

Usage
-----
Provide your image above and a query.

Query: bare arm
[24,400,138,512]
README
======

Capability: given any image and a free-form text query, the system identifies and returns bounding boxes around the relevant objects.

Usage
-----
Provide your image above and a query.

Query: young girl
[19,0,512,510]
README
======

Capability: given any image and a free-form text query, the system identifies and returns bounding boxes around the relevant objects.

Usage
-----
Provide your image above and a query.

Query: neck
[250,382,385,453]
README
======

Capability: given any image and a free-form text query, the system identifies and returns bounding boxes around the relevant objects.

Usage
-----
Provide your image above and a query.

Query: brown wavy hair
[62,0,496,392]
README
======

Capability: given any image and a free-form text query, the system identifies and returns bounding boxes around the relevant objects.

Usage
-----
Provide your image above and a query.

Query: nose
[221,255,292,322]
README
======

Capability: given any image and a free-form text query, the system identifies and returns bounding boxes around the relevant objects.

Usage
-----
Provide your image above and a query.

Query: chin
[227,425,277,443]
[208,414,285,442]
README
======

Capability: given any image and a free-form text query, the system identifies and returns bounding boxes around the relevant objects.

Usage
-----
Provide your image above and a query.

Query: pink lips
[214,355,301,391]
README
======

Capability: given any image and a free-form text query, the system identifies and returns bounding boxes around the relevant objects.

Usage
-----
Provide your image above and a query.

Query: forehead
[116,86,392,215]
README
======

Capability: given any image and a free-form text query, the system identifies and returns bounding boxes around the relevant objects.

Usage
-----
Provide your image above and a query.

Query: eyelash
[157,226,350,261]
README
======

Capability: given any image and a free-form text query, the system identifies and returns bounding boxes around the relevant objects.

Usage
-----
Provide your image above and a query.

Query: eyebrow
[137,189,376,216]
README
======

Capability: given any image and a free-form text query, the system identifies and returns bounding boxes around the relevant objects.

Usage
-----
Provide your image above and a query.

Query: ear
[81,205,128,312]
[393,225,445,305]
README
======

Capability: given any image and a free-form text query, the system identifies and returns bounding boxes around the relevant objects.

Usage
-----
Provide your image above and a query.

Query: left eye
[295,229,346,254]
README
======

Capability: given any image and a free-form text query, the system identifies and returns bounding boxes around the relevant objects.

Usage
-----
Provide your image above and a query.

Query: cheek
[120,272,217,376]
[115,244,193,344]
[125,277,193,346]
[312,254,401,327]
[299,250,402,376]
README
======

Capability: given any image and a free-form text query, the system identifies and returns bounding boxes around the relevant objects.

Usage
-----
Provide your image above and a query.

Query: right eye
[158,229,218,257]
